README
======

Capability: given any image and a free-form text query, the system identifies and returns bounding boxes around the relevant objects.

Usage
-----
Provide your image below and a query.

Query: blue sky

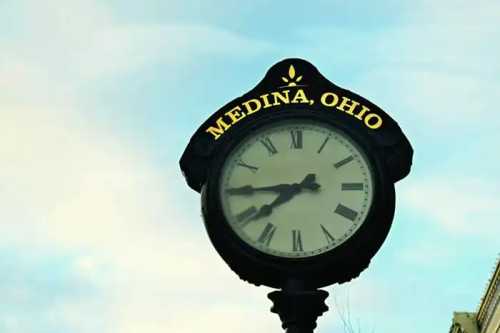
[1,1,499,332]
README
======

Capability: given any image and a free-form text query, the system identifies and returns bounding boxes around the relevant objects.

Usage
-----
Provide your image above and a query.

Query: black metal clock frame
[179,58,413,331]
[202,108,395,288]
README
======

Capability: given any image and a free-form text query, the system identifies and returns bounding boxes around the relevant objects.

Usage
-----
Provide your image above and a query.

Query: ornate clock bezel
[201,108,396,288]
[218,116,374,258]
[180,58,412,289]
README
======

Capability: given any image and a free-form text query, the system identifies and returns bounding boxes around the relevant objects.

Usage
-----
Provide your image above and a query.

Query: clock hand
[248,174,321,221]
[226,174,320,196]
[226,184,292,195]
[225,185,254,195]
[249,189,297,221]
[298,173,321,191]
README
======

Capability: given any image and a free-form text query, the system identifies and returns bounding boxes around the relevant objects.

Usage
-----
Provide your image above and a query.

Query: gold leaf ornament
[288,65,296,79]
[281,77,289,83]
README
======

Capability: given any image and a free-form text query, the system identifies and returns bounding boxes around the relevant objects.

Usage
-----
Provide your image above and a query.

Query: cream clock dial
[219,120,374,258]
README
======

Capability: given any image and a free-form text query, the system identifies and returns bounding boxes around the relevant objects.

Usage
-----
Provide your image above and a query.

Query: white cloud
[0,1,277,332]
[1,0,272,86]
[0,90,278,332]
[297,1,500,130]
[401,178,500,238]
[357,68,500,127]
[397,240,457,267]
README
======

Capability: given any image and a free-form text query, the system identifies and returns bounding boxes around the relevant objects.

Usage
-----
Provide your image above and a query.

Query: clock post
[268,280,329,333]
[180,58,413,332]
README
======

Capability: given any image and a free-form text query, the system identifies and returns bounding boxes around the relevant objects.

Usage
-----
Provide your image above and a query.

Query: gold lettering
[271,90,290,106]
[260,94,273,108]
[206,89,384,141]
[225,106,246,124]
[364,113,383,129]
[320,92,339,107]
[355,105,370,120]
[206,117,231,140]
[337,97,360,115]
[242,99,262,115]
[291,89,310,104]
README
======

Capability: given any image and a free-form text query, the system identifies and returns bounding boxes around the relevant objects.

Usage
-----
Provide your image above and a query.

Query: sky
[0,0,499,332]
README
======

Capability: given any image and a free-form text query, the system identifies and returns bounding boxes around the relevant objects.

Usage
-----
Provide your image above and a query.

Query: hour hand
[249,190,296,221]
[249,204,273,221]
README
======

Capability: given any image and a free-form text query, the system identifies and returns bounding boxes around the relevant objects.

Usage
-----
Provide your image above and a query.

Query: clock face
[219,119,374,258]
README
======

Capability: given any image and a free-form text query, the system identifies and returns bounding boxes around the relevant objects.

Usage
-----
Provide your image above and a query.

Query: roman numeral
[334,204,358,221]
[334,155,354,169]
[341,183,364,191]
[257,223,276,246]
[236,159,259,173]
[292,229,303,252]
[290,130,303,149]
[317,136,330,153]
[320,224,335,244]
[235,206,257,227]
[260,137,278,155]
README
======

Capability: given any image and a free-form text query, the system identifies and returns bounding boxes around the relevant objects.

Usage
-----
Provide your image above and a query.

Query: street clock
[180,58,412,290]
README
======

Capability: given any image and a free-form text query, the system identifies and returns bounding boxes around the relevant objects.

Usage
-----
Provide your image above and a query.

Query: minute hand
[226,184,292,195]
[248,174,321,221]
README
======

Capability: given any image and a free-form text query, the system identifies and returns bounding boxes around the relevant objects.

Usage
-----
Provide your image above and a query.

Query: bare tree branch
[331,286,375,333]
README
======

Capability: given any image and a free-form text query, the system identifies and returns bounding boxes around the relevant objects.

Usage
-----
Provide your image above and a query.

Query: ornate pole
[268,280,329,333]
